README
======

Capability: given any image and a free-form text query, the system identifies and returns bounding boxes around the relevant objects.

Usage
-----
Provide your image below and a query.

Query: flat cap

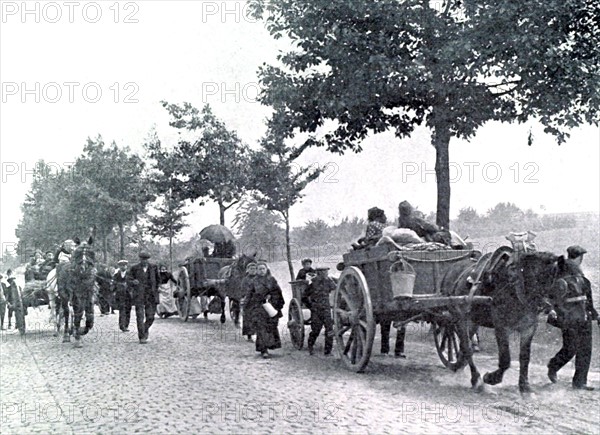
[567,245,587,259]
[138,252,151,259]
[117,259,129,265]
[315,267,330,271]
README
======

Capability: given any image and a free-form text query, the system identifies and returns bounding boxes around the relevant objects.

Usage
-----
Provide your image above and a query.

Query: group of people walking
[110,252,180,343]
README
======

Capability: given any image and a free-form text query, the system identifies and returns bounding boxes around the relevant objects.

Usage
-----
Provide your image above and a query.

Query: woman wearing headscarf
[156,264,178,318]
[352,207,387,249]
[242,261,285,358]
[240,262,257,342]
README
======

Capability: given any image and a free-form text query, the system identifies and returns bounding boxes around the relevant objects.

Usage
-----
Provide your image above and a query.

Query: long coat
[113,270,133,307]
[243,274,285,351]
[128,263,160,305]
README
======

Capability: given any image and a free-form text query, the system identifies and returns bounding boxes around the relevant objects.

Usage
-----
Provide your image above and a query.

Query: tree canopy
[249,0,600,228]
[16,136,153,261]
[149,102,251,225]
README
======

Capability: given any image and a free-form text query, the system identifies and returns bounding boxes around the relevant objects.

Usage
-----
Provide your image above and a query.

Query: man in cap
[547,245,598,390]
[129,252,160,344]
[304,267,336,356]
[113,260,133,332]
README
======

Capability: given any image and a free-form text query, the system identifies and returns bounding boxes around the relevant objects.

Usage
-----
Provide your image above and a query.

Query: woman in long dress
[240,262,257,341]
[157,265,178,318]
[242,262,285,358]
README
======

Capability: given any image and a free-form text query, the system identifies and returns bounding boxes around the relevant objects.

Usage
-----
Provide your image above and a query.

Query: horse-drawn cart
[175,257,236,323]
[332,244,493,372]
[6,277,52,335]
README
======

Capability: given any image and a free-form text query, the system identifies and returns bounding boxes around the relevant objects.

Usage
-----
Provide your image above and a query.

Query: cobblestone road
[2,295,599,434]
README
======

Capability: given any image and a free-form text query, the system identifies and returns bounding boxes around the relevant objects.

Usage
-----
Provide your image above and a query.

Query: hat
[246,262,257,270]
[139,252,151,259]
[567,245,587,259]
[117,259,128,265]
[315,267,330,272]
[301,258,313,265]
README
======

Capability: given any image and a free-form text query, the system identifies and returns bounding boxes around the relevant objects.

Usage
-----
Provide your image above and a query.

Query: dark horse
[218,254,257,326]
[57,240,97,347]
[441,247,588,394]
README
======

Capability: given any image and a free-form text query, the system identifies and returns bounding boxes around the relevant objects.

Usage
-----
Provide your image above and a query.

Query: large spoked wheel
[333,266,375,373]
[433,320,461,371]
[11,282,26,335]
[176,267,191,322]
[287,298,305,350]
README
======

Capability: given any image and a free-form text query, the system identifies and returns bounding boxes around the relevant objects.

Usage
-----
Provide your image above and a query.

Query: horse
[440,247,588,394]
[218,254,257,326]
[57,240,97,347]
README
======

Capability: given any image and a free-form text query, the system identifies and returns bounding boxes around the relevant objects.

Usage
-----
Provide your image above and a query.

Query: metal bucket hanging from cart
[389,259,416,298]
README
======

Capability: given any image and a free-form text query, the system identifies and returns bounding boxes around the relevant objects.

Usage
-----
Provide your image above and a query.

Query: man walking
[129,252,160,344]
[113,260,132,332]
[304,267,335,356]
[547,245,599,390]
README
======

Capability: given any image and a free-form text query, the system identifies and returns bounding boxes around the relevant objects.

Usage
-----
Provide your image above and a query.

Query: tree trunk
[433,124,451,230]
[118,222,125,259]
[283,210,294,281]
[102,231,108,263]
[218,200,226,226]
[169,235,173,271]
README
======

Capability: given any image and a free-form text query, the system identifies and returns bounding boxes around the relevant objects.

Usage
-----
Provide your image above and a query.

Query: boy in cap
[304,267,336,355]
[547,245,598,390]
[296,258,315,281]
[129,252,160,343]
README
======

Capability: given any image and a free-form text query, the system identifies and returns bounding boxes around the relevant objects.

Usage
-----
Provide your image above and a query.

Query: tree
[249,0,600,230]
[457,207,480,224]
[72,136,153,260]
[232,198,286,261]
[151,102,250,225]
[249,132,321,280]
[146,192,189,270]
[16,138,153,263]
[486,202,525,224]
[297,218,331,248]
[16,161,92,254]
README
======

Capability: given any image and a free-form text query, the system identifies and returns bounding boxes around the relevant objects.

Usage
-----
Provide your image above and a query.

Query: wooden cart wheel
[176,267,191,322]
[433,321,461,370]
[11,282,26,335]
[333,266,375,373]
[287,298,305,350]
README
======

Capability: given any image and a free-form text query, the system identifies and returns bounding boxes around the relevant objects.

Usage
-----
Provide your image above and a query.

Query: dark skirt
[255,317,281,353]
[242,313,255,336]
[246,305,280,352]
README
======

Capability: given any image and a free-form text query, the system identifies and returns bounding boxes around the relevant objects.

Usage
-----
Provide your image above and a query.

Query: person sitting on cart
[397,201,450,245]
[296,258,316,281]
[353,207,387,250]
[25,251,44,282]
[296,258,316,308]
[37,251,57,281]
[304,267,336,356]
[212,240,236,258]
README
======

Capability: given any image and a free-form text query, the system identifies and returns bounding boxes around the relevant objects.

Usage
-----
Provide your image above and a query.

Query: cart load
[332,243,492,372]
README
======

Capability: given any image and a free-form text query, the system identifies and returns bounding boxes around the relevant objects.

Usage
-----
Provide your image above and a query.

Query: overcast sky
[1,1,599,251]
